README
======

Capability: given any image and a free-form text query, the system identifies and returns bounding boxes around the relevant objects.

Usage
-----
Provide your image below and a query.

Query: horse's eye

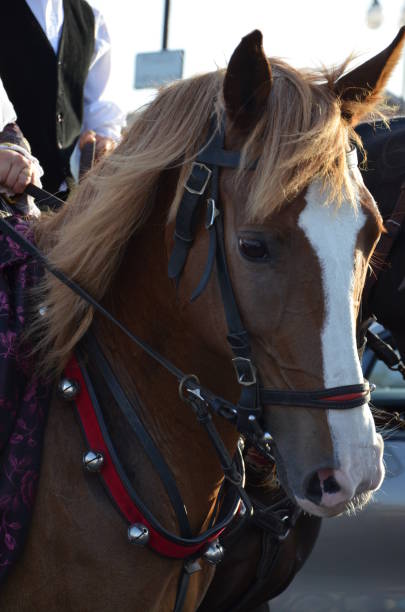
[238,238,269,261]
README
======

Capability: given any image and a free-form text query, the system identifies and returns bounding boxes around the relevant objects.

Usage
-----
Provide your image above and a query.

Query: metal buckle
[184,162,212,195]
[232,357,257,386]
[205,198,220,229]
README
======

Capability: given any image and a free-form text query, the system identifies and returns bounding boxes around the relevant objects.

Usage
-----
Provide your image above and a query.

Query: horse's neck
[95,197,239,533]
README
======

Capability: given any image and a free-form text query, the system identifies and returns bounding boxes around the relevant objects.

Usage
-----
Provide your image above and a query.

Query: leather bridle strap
[168,162,213,282]
[260,384,371,410]
[188,122,264,436]
[84,331,192,537]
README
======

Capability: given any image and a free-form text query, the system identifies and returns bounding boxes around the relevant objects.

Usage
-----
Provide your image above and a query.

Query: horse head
[172,29,405,518]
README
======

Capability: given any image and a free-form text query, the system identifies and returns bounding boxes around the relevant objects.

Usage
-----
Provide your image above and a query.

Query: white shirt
[0,77,43,208]
[0,78,17,131]
[25,0,125,141]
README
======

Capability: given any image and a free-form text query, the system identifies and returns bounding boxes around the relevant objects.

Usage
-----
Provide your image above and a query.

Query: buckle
[232,357,257,386]
[205,198,220,229]
[184,162,212,195]
[178,374,201,402]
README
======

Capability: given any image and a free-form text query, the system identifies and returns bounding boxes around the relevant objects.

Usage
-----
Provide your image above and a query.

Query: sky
[91,0,405,115]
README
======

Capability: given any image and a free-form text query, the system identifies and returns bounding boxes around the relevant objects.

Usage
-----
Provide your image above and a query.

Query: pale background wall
[91,0,405,114]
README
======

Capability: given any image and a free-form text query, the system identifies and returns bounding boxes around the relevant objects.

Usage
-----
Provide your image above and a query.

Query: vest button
[57,140,63,149]
[57,112,64,123]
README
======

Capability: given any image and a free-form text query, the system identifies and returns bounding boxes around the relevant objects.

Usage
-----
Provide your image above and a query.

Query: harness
[0,117,373,610]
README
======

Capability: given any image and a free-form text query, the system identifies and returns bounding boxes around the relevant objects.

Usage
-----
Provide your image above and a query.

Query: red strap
[321,391,367,402]
[65,355,224,559]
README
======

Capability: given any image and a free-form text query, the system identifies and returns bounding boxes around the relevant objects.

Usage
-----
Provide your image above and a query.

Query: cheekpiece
[83,450,104,472]
[202,539,224,565]
[128,523,150,545]
[57,377,80,401]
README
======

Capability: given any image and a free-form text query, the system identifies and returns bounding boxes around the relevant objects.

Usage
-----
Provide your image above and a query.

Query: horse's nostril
[323,475,340,494]
[305,471,342,504]
[305,472,322,505]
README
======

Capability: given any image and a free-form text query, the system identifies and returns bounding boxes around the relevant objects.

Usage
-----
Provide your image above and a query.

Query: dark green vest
[0,0,95,192]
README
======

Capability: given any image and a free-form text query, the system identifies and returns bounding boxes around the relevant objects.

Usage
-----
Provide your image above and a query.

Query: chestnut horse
[0,28,402,612]
[200,117,405,612]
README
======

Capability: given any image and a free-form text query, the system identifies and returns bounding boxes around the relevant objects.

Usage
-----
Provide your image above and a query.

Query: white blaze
[298,178,382,495]
[299,179,363,386]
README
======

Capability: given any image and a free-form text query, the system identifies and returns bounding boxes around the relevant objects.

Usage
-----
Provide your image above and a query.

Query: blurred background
[91,0,405,117]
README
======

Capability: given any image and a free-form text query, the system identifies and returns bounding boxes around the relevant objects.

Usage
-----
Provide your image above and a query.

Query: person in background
[0,0,125,195]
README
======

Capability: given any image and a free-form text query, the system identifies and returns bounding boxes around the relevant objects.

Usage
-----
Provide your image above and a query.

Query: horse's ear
[223,30,272,131]
[335,27,405,125]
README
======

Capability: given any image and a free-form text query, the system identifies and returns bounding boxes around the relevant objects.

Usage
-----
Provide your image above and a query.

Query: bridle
[168,117,371,439]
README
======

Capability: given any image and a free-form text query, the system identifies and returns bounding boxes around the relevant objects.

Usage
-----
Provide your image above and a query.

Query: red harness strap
[321,391,368,402]
[64,355,225,559]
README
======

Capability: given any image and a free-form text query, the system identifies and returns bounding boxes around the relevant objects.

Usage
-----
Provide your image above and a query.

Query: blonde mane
[33,57,377,371]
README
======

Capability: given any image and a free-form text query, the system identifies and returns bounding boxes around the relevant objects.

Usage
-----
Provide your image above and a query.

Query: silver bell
[202,539,224,565]
[83,450,104,472]
[128,523,149,545]
[58,378,80,401]
[261,431,273,444]
[38,305,47,317]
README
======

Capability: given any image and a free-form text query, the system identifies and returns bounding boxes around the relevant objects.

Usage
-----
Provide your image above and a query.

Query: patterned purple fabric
[0,215,50,580]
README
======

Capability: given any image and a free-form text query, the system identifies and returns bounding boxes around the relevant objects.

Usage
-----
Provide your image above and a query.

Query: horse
[199,116,405,612]
[0,27,401,612]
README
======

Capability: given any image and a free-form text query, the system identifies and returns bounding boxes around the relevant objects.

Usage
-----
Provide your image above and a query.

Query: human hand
[79,130,117,162]
[0,149,35,194]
